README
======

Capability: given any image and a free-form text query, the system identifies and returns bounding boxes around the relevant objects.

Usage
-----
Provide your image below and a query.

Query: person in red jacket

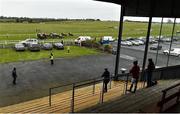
[129,60,140,93]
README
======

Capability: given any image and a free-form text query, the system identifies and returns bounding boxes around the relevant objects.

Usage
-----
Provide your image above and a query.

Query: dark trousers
[147,73,152,87]
[51,60,54,65]
[13,77,16,85]
[103,80,109,92]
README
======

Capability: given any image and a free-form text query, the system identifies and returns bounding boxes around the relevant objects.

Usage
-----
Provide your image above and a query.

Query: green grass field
[0,20,180,64]
[0,46,100,63]
[0,21,180,41]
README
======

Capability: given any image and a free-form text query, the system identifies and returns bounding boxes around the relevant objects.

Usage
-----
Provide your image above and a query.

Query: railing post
[71,83,75,113]
[101,81,104,103]
[92,79,96,94]
[125,73,129,94]
[49,88,51,106]
[160,91,166,112]
[109,77,112,89]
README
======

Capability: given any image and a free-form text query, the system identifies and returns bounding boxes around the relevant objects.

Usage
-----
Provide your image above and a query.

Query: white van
[102,36,114,42]
[74,36,91,44]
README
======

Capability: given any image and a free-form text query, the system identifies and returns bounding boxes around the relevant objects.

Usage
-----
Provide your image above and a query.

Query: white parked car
[163,48,180,57]
[20,39,39,46]
[134,40,144,45]
[121,41,133,46]
[130,40,140,46]
[102,36,115,42]
[74,36,91,44]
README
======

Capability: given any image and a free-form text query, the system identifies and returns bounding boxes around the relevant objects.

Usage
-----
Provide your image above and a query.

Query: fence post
[92,79,96,94]
[71,83,75,113]
[49,88,51,106]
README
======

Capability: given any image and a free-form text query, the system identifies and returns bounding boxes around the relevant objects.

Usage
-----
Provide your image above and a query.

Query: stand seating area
[0,79,179,113]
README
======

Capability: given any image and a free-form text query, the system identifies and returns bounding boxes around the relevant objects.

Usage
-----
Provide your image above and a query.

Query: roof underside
[96,0,180,18]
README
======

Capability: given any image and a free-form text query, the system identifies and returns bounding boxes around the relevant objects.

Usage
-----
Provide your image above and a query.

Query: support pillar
[114,6,125,80]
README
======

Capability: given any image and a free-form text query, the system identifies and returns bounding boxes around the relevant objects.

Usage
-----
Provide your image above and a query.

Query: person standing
[50,53,54,65]
[129,61,140,93]
[147,58,155,87]
[101,68,110,93]
[61,40,64,45]
[12,67,17,85]
[67,46,70,53]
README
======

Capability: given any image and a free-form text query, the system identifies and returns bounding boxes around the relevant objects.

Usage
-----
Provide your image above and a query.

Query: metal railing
[48,73,131,112]
[158,82,180,112]
[48,65,180,112]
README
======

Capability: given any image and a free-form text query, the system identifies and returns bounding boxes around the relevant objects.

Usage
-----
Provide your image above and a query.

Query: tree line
[0,16,101,23]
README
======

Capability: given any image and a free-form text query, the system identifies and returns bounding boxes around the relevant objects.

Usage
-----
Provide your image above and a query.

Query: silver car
[53,43,64,50]
[28,43,41,51]
[42,43,53,50]
[14,43,26,51]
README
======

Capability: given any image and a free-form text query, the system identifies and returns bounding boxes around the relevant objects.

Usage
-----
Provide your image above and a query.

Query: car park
[53,42,64,50]
[42,43,53,50]
[14,43,26,51]
[163,48,180,57]
[150,44,162,50]
[28,43,41,51]
[20,39,39,46]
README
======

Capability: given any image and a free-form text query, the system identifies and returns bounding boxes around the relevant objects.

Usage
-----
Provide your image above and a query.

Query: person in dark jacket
[12,67,17,85]
[147,58,155,87]
[101,68,110,93]
[129,61,140,93]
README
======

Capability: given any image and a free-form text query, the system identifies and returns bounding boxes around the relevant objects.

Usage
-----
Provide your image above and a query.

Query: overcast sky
[0,0,178,22]
[0,0,121,21]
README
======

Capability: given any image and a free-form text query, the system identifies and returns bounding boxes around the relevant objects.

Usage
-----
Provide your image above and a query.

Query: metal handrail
[162,82,180,93]
[48,73,129,107]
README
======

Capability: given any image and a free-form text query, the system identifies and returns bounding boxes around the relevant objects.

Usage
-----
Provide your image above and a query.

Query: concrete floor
[0,54,117,107]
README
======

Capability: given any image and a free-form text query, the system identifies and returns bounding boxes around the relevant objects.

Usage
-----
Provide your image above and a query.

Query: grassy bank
[0,21,180,41]
[0,46,100,63]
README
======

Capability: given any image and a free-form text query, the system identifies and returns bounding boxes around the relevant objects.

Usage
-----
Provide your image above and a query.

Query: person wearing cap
[101,68,110,93]
[129,60,140,93]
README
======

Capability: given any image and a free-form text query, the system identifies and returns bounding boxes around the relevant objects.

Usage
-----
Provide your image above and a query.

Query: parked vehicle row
[14,42,64,51]
[121,35,180,47]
